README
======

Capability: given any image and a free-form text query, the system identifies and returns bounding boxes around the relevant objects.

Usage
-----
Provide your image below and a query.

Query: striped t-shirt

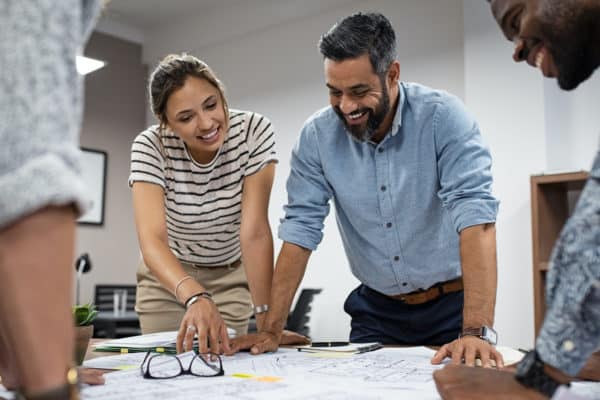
[129,109,277,266]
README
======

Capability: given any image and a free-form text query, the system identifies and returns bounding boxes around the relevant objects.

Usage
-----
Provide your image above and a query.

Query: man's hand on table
[0,368,104,392]
[79,368,106,385]
[431,336,504,368]
[228,330,309,355]
[577,351,600,381]
[433,365,546,400]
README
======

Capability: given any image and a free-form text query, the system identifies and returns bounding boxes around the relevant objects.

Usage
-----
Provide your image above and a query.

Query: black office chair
[93,284,141,338]
[285,288,322,338]
[248,288,323,337]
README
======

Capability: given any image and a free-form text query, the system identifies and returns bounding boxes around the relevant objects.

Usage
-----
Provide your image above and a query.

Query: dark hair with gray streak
[318,12,396,78]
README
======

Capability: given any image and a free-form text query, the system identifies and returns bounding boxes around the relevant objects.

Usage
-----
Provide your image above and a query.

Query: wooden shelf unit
[530,171,588,335]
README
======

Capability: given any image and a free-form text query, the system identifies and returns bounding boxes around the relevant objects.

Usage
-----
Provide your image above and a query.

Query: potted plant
[73,303,98,365]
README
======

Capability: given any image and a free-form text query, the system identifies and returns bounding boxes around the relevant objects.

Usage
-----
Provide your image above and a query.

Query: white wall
[141,0,464,340]
[544,75,600,172]
[463,0,546,349]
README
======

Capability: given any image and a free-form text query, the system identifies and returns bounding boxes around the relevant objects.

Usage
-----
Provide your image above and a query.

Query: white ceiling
[103,0,347,30]
[103,0,239,28]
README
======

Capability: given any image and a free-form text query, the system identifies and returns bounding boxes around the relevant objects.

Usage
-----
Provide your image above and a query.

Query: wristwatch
[515,349,565,398]
[459,326,497,345]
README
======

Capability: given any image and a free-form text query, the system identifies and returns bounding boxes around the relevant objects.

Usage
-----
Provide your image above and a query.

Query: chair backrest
[286,288,322,338]
[93,284,137,312]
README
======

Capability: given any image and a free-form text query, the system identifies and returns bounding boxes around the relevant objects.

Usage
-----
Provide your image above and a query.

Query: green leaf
[72,303,98,326]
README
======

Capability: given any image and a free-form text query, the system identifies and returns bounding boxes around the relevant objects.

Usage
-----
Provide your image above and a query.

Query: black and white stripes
[129,109,277,266]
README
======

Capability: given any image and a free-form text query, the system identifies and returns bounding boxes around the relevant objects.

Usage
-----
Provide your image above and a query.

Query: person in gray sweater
[0,1,104,398]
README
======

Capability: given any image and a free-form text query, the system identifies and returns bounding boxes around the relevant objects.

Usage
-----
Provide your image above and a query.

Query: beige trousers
[135,259,252,337]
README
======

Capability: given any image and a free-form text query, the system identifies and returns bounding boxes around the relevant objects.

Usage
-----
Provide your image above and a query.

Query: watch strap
[515,350,563,398]
[459,326,497,345]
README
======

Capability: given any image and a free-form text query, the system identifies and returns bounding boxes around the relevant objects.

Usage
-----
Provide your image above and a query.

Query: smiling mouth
[529,44,557,78]
[198,128,218,141]
[345,110,368,124]
[535,51,544,69]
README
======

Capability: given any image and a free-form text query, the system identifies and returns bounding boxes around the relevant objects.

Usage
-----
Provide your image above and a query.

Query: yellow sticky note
[254,376,282,383]
[116,365,138,371]
[232,373,254,379]
[155,347,165,353]
[120,348,129,354]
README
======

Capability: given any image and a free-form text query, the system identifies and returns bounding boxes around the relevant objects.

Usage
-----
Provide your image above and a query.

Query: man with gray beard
[233,12,504,369]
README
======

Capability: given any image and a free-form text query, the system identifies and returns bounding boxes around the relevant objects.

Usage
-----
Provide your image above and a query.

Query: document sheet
[1,347,599,399]
[81,347,443,399]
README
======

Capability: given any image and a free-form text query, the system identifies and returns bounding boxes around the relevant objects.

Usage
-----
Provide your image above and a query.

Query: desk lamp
[74,253,92,304]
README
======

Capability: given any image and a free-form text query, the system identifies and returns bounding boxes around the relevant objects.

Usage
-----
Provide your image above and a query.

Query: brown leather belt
[193,259,241,269]
[387,277,463,305]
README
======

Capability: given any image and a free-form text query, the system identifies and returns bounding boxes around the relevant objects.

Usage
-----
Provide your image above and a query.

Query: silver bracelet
[253,304,269,314]
[185,291,213,309]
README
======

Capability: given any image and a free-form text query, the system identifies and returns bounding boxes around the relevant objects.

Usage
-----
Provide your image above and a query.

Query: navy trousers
[344,284,463,346]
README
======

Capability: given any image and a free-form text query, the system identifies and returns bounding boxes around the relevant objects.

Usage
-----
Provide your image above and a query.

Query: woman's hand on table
[176,298,230,355]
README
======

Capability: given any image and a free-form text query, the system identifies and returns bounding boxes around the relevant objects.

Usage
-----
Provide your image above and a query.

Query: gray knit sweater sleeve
[0,0,100,228]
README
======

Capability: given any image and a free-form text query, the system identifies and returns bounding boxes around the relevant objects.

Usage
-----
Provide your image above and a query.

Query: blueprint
[1,347,598,399]
[80,347,443,399]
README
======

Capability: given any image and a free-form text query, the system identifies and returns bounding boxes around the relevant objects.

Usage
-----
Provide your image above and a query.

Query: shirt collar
[368,82,404,145]
[389,82,405,137]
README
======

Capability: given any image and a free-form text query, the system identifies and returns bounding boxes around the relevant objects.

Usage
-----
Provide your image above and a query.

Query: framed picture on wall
[77,148,107,226]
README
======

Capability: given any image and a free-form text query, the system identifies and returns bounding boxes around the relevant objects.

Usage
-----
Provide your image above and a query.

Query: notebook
[93,329,236,354]
[297,342,382,354]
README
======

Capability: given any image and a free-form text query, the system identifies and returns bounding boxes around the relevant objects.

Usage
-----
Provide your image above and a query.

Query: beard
[334,81,390,142]
[541,3,598,90]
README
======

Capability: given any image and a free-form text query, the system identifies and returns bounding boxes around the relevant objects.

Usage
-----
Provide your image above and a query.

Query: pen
[355,343,382,354]
[309,341,349,347]
[518,348,530,354]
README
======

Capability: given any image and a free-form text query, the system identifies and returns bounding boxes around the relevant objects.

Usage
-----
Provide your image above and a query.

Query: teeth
[535,51,544,69]
[201,129,218,139]
[348,111,365,120]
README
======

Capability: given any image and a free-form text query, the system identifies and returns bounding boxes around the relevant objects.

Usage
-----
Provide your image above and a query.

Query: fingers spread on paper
[430,337,504,368]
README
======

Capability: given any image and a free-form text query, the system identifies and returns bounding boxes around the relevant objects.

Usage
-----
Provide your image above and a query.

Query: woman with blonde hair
[129,54,304,354]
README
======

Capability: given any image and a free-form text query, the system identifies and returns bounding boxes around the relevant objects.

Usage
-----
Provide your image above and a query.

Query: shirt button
[562,340,575,352]
[386,222,392,228]
[402,282,408,286]
[394,256,399,261]
[378,147,384,153]
[381,185,387,192]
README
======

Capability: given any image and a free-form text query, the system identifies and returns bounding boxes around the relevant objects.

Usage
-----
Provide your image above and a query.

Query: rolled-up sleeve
[536,164,600,376]
[434,95,499,233]
[278,120,332,251]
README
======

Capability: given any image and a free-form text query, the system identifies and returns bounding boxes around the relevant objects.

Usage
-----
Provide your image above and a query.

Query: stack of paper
[93,329,236,354]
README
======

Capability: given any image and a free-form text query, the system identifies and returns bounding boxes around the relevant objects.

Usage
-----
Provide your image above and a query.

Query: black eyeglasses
[140,351,224,379]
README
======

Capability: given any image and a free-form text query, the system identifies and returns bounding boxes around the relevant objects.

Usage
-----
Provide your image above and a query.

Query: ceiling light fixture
[76,55,106,75]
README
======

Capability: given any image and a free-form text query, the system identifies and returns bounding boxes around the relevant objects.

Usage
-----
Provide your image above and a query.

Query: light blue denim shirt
[279,82,498,295]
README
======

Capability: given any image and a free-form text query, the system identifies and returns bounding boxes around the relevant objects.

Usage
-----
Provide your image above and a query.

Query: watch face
[483,327,497,345]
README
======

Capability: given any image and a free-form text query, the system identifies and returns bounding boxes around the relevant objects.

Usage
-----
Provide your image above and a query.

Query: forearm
[240,230,274,330]
[0,206,76,392]
[139,238,204,303]
[460,223,497,328]
[262,242,311,334]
